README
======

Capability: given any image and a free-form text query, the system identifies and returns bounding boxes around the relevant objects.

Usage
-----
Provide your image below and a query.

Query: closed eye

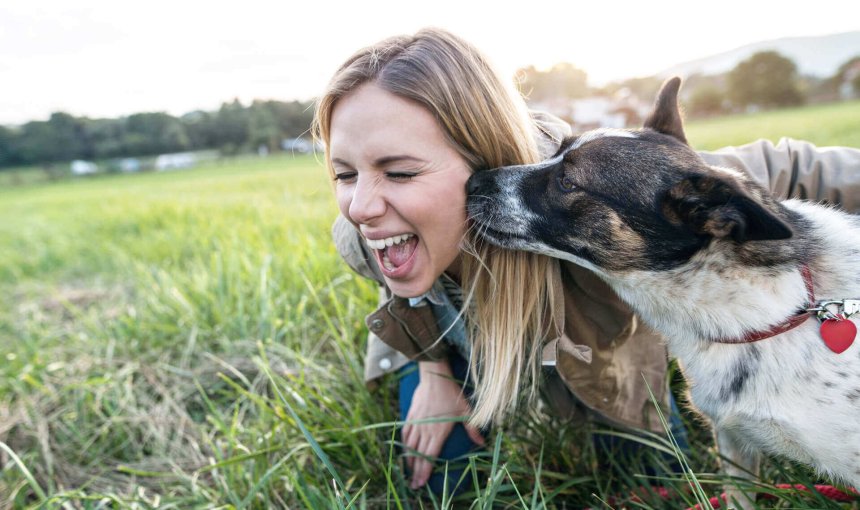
[333,172,357,183]
[386,172,417,181]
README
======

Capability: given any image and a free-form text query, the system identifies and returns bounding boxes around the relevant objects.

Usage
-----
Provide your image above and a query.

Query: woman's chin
[384,275,435,299]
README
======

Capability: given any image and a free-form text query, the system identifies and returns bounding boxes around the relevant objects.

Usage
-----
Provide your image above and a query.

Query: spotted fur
[467,77,860,508]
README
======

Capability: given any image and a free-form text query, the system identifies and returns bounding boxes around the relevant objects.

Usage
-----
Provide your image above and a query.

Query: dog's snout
[466,172,488,197]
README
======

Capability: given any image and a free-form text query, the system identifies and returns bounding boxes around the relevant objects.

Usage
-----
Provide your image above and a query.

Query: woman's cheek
[335,189,352,218]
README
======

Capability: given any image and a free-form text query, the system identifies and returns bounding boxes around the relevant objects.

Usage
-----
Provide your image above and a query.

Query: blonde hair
[313,27,560,427]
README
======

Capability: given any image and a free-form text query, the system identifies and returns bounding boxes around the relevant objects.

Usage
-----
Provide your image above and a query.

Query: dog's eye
[558,175,577,192]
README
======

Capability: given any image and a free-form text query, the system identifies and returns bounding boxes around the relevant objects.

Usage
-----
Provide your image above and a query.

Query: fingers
[402,423,415,474]
[403,417,446,490]
[410,434,441,490]
[411,457,431,489]
[402,424,411,448]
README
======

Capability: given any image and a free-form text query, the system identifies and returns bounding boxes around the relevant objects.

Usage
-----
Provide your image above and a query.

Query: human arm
[698,138,860,213]
[402,359,485,490]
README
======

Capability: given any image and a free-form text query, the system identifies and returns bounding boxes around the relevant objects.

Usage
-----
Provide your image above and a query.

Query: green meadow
[685,99,860,150]
[1,102,859,509]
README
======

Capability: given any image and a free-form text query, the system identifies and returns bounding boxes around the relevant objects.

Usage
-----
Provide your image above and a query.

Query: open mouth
[365,233,419,276]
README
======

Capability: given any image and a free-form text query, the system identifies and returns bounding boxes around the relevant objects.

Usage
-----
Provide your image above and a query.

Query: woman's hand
[402,359,485,490]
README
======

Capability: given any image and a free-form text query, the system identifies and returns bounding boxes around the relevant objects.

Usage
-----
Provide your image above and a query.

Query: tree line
[0,99,314,169]
[518,51,860,119]
[3,50,859,171]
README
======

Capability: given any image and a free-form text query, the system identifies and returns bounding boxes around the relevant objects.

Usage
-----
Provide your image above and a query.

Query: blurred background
[2,0,859,179]
[1,2,859,508]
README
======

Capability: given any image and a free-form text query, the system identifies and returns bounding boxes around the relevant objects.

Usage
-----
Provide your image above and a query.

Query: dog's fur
[466,78,860,508]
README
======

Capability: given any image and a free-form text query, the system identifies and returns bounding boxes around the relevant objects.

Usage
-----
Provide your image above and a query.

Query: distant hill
[658,31,860,79]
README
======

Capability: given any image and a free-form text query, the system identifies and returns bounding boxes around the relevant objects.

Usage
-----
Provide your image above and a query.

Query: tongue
[386,236,418,267]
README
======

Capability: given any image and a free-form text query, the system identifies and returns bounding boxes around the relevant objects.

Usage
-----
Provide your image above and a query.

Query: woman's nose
[348,178,387,224]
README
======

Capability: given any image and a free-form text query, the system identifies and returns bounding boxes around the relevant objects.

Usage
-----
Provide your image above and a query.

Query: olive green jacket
[332,128,860,433]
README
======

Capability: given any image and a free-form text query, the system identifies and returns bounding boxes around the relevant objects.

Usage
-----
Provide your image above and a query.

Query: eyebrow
[331,155,426,168]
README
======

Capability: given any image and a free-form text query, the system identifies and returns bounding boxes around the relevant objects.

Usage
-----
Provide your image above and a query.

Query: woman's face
[329,83,472,298]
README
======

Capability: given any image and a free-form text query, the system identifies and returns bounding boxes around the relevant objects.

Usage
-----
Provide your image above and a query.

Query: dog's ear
[644,77,688,145]
[662,174,792,243]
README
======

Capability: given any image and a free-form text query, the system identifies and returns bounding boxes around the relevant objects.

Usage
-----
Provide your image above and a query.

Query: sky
[1,0,858,125]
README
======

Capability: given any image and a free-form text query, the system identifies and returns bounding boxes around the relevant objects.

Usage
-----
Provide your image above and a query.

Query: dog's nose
[466,173,483,196]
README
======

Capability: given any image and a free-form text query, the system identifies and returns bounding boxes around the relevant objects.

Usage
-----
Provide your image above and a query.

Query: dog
[466,77,860,509]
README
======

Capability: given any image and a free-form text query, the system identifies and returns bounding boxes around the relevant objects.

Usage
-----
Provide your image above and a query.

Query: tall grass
[1,104,858,508]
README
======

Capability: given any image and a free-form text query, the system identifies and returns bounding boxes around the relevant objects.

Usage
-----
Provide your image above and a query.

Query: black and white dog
[466,78,859,508]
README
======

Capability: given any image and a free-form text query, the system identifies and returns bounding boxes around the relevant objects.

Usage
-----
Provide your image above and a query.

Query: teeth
[365,233,414,250]
[382,252,394,270]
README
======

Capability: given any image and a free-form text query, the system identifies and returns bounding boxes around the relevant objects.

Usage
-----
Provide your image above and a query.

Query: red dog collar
[714,265,815,344]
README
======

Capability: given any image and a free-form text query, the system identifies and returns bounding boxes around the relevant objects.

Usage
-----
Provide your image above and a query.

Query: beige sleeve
[698,138,860,213]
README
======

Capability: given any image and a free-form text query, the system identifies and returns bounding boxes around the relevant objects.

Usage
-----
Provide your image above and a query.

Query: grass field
[1,103,859,509]
[685,99,860,150]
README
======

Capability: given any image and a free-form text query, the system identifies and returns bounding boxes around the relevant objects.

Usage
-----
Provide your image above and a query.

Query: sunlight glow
[0,0,858,124]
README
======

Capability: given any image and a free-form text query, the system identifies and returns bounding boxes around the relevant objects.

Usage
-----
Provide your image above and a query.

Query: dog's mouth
[470,221,533,249]
[467,195,544,251]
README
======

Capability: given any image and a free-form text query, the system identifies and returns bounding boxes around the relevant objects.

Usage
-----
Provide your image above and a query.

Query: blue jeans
[398,352,690,495]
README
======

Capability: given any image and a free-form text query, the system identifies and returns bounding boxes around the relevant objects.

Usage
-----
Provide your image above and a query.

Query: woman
[312,28,860,493]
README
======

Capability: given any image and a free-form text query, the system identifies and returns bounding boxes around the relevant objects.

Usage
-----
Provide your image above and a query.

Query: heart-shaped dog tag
[820,316,857,354]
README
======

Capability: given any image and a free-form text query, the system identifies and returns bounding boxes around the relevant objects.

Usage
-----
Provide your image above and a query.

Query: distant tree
[85,118,126,159]
[833,56,860,98]
[727,51,804,109]
[12,121,48,164]
[687,83,725,116]
[835,56,860,80]
[248,101,280,151]
[214,99,250,154]
[47,112,91,160]
[0,125,15,168]
[124,112,189,156]
[2,95,318,169]
[160,120,190,153]
[516,63,589,102]
[13,113,89,165]
[599,76,663,100]
[181,110,219,150]
[806,56,860,101]
[266,100,315,139]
